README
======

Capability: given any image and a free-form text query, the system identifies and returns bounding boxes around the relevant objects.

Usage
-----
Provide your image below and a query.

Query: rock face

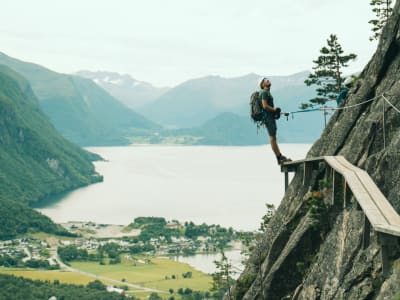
[231,2,400,300]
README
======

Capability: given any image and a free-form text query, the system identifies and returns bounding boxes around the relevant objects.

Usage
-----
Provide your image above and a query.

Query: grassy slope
[0,257,212,298]
[0,268,99,286]
[71,257,212,292]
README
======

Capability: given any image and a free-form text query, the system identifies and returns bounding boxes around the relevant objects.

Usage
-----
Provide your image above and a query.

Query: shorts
[264,117,277,137]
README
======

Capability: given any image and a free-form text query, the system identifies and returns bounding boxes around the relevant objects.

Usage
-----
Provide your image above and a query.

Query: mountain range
[83,70,324,144]
[76,70,169,110]
[0,52,159,146]
[1,51,324,146]
[137,72,315,128]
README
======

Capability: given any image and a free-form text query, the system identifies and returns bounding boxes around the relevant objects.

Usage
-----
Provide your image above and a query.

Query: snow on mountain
[76,70,169,109]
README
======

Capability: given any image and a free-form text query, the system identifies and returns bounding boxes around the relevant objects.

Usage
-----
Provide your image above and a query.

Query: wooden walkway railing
[281,156,400,276]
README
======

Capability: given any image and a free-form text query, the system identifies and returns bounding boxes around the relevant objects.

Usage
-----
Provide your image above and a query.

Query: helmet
[258,77,268,88]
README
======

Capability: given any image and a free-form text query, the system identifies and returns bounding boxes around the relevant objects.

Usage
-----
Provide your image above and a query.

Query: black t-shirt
[260,89,274,118]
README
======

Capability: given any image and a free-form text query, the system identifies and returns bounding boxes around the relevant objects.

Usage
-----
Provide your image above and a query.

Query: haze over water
[37,145,311,231]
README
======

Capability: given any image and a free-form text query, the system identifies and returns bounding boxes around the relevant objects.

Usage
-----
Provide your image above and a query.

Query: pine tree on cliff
[369,0,394,41]
[301,34,357,110]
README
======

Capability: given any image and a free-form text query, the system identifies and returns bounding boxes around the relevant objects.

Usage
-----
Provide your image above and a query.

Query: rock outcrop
[232,2,400,299]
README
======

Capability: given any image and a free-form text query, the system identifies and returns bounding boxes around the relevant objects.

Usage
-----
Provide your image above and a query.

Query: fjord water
[37,145,310,231]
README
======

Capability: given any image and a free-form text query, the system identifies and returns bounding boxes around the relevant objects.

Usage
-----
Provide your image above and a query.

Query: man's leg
[269,133,291,165]
[269,135,281,157]
[266,118,290,164]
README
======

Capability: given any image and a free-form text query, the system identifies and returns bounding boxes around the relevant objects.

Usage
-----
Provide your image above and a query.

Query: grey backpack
[250,91,264,123]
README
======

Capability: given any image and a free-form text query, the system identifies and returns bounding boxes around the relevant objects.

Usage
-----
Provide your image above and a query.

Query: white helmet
[258,77,268,88]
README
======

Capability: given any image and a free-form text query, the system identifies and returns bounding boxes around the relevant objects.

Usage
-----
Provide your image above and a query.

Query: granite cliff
[231,2,400,299]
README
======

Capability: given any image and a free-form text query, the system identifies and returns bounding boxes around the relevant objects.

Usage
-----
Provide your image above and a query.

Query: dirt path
[50,245,166,294]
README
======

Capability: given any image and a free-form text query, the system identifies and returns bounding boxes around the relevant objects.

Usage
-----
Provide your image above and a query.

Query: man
[336,76,353,106]
[259,77,291,165]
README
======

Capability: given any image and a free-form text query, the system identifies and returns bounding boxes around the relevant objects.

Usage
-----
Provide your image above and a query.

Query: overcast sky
[1,0,378,87]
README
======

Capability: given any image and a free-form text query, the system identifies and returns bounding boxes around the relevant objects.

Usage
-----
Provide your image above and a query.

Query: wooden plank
[332,157,359,179]
[284,172,289,191]
[362,215,371,249]
[378,232,399,277]
[381,244,390,277]
[327,157,394,227]
[281,157,324,173]
[343,180,350,208]
[282,154,400,278]
[325,156,388,224]
[332,171,342,206]
[334,156,358,170]
[303,162,313,186]
[326,158,363,192]
[363,209,388,226]
[342,176,377,211]
[324,156,344,174]
[282,156,325,168]
[281,164,297,173]
[356,171,400,226]
[355,199,382,212]
[324,165,332,181]
[340,174,372,204]
[377,232,394,277]
[335,157,400,227]
[375,224,400,237]
[283,155,400,238]
[378,231,399,245]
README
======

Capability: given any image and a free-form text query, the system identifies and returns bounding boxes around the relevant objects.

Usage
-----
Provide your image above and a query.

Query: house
[59,240,71,246]
[106,286,126,296]
[165,222,179,229]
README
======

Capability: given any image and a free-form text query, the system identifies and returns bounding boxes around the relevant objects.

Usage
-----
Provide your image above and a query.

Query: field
[71,256,212,292]
[0,256,212,298]
[0,268,106,285]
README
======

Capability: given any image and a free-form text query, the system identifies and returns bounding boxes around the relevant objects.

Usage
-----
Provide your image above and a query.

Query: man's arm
[262,99,276,112]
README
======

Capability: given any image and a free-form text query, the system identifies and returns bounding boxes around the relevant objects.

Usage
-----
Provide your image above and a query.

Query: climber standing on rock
[258,77,291,165]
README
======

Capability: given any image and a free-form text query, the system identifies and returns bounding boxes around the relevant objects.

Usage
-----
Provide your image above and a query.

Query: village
[0,218,252,298]
[0,237,58,269]
[0,218,251,270]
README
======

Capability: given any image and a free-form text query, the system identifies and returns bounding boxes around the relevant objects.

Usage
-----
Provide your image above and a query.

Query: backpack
[250,91,264,125]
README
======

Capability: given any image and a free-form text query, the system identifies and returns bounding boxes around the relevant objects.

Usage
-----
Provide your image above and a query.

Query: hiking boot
[277,155,292,165]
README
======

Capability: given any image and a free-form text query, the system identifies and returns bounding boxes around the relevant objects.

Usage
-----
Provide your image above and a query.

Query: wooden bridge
[281,156,400,276]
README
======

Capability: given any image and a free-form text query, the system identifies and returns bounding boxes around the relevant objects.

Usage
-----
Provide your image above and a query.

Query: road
[47,239,167,294]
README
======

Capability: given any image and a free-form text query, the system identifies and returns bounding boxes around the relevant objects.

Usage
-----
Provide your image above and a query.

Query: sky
[1,0,379,87]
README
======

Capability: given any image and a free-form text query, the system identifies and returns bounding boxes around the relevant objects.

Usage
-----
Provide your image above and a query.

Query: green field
[0,256,212,297]
[0,268,105,285]
[71,256,212,292]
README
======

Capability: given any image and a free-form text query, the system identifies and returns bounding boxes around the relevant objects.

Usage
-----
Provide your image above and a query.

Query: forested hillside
[0,198,71,240]
[0,274,127,300]
[0,65,101,239]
